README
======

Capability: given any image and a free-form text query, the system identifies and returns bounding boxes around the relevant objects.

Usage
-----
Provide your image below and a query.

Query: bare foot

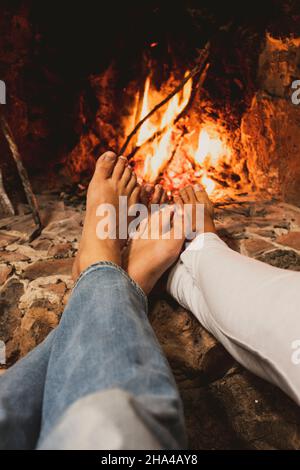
[174,184,216,235]
[125,205,185,295]
[125,184,216,294]
[72,152,140,280]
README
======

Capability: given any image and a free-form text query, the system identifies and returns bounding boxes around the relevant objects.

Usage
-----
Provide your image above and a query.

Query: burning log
[0,113,42,240]
[120,42,210,156]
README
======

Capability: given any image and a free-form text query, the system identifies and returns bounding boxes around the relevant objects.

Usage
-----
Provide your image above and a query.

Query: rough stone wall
[241,35,300,205]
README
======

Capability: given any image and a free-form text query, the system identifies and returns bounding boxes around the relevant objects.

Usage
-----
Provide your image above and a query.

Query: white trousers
[167,233,300,405]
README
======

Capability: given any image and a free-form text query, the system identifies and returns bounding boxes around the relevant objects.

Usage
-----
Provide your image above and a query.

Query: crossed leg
[0,152,187,450]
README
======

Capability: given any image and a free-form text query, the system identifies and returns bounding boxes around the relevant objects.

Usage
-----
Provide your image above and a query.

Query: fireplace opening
[1,0,300,213]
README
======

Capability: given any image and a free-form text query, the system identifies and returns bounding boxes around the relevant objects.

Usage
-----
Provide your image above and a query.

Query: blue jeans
[0,262,186,449]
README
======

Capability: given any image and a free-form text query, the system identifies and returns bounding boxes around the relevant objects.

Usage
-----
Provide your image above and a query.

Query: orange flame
[201,174,216,195]
[195,127,230,167]
[127,72,232,196]
[193,126,231,194]
[132,73,192,182]
[136,77,157,147]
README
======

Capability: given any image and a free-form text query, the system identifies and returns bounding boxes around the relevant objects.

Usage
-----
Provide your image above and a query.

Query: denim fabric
[0,331,54,449]
[0,262,186,449]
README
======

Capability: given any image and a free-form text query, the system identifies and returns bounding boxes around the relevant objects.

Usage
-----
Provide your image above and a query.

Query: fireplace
[1,0,300,450]
[0,0,299,213]
[67,35,300,208]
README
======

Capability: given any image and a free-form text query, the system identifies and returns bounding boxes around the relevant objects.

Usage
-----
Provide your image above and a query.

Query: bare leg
[73,152,140,278]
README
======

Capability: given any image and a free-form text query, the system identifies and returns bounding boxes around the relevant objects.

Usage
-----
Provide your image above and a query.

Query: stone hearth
[1,192,300,449]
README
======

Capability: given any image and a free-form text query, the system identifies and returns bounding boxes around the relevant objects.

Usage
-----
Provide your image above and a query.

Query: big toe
[179,187,190,203]
[194,184,214,216]
[194,184,209,204]
[140,185,153,206]
[95,151,117,179]
[151,184,164,204]
[194,183,206,200]
[174,194,184,208]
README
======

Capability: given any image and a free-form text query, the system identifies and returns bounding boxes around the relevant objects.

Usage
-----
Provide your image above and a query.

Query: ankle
[78,241,121,274]
[204,212,216,234]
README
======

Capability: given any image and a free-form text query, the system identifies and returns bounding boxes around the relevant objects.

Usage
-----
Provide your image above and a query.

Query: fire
[201,174,216,195]
[137,72,192,148]
[135,72,192,182]
[193,126,231,195]
[143,127,173,182]
[127,72,232,196]
[195,129,227,167]
[136,77,157,147]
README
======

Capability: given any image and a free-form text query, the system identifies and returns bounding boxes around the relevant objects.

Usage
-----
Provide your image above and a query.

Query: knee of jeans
[38,388,186,450]
[38,388,162,450]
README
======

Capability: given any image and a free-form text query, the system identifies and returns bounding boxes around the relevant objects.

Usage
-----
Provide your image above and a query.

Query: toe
[128,185,141,212]
[130,185,141,205]
[174,195,184,219]
[194,184,214,218]
[140,185,153,205]
[126,173,138,195]
[151,184,163,204]
[174,194,183,207]
[95,151,117,178]
[120,167,133,187]
[171,208,185,242]
[160,190,168,204]
[179,187,189,203]
[185,185,197,202]
[112,156,128,182]
[194,184,207,202]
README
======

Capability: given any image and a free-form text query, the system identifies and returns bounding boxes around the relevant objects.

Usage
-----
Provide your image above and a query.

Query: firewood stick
[0,168,15,216]
[119,42,210,156]
[175,62,210,125]
[127,62,210,160]
[0,114,42,236]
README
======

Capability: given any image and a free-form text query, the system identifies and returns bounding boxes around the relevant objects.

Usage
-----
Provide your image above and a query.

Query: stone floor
[1,191,300,449]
